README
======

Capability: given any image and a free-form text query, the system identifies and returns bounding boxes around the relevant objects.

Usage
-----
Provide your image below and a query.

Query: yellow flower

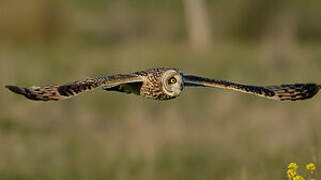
[286,162,316,180]
[305,163,316,172]
[292,175,304,180]
[288,163,299,170]
[287,169,296,178]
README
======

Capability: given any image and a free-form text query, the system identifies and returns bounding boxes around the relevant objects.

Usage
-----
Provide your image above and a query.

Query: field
[0,0,320,179]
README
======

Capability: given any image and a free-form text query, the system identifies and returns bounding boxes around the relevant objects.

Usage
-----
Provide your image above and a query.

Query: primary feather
[5,78,103,101]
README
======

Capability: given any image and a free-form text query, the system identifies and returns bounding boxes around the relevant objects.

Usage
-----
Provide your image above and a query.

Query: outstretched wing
[183,75,320,101]
[5,74,143,101]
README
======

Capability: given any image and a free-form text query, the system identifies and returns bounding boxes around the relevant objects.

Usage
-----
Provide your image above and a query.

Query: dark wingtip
[5,85,26,95]
[304,84,320,100]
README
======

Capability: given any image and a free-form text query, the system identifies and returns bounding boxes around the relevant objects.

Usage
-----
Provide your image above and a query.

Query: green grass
[1,1,321,178]
[1,40,320,180]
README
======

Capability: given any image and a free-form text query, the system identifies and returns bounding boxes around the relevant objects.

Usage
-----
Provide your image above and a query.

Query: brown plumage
[5,67,321,102]
[5,73,143,101]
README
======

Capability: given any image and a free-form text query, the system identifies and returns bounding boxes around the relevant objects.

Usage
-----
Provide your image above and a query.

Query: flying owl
[5,67,320,102]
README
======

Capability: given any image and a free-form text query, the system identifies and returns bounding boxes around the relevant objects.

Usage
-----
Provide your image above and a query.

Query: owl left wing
[183,75,320,101]
[5,73,143,101]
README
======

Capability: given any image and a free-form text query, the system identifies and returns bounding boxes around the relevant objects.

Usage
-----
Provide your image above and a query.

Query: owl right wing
[5,73,143,101]
[183,75,320,101]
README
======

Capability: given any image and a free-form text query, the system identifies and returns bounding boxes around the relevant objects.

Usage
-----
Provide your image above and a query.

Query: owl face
[161,69,184,98]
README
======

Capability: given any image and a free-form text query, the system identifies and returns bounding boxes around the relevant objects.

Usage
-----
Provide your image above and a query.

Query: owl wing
[5,73,143,101]
[183,75,320,101]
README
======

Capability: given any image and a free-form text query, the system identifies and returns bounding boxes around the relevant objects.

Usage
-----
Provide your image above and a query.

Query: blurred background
[0,0,321,179]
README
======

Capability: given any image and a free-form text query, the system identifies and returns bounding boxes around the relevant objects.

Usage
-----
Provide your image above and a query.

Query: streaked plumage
[5,67,320,102]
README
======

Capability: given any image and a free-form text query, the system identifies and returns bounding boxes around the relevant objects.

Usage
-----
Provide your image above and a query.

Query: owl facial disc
[162,70,184,97]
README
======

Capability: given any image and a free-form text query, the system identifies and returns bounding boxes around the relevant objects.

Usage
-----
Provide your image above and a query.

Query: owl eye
[168,77,177,84]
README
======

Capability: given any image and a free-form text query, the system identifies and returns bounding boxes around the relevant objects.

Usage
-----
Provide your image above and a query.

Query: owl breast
[140,84,177,100]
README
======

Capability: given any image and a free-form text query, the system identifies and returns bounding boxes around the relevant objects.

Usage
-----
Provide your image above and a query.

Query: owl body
[139,68,179,100]
[140,76,175,101]
[102,67,183,100]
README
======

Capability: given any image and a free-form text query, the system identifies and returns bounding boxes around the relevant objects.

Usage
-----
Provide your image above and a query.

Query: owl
[5,67,320,102]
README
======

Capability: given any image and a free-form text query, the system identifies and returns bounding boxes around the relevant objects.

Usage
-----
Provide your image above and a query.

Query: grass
[0,40,320,180]
[1,1,321,178]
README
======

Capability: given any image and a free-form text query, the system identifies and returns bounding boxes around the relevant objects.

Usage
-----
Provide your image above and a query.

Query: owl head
[160,69,184,98]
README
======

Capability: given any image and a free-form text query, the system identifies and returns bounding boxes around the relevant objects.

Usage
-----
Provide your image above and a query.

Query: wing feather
[183,75,320,101]
[5,74,143,101]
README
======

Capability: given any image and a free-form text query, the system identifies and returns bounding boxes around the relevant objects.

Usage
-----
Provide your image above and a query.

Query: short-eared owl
[5,67,320,102]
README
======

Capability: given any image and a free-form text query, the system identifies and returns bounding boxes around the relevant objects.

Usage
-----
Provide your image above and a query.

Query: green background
[0,0,320,179]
